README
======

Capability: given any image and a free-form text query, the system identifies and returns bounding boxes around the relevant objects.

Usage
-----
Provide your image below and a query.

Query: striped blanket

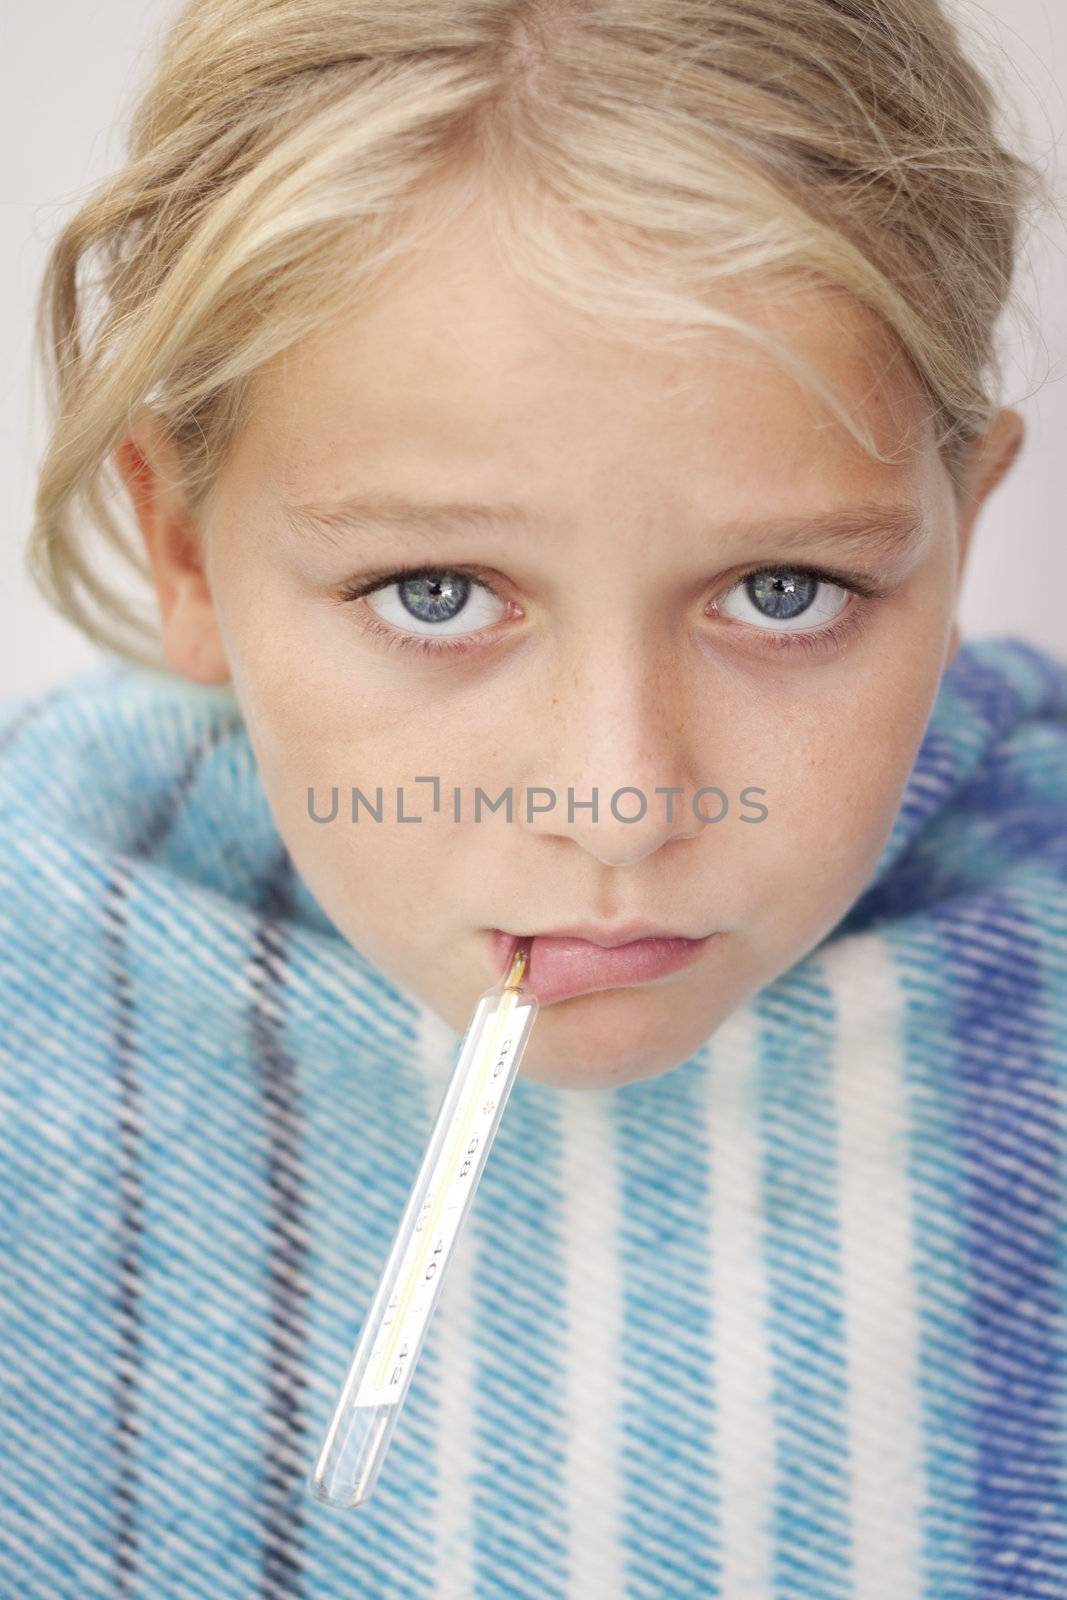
[1,633,1066,1599]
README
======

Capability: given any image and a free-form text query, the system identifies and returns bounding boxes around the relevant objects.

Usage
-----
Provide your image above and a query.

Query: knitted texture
[1,634,1066,1599]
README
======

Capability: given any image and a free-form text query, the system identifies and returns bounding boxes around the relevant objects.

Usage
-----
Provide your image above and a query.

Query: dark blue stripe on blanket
[933,887,1067,1595]
[101,862,146,1599]
[101,711,248,1597]
[248,846,311,1599]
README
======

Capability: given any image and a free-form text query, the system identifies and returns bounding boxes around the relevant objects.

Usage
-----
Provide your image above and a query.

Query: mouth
[488,926,719,1005]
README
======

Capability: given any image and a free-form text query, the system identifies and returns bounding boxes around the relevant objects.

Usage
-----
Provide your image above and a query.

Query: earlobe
[953,407,1025,571]
[111,424,232,686]
[967,407,1025,516]
[159,569,232,686]
[946,409,1024,670]
[945,620,961,666]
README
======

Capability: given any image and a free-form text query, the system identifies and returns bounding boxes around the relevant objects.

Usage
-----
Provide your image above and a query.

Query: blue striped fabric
[1,632,1065,1599]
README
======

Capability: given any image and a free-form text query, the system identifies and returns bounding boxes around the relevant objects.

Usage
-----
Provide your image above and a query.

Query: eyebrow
[281,492,930,568]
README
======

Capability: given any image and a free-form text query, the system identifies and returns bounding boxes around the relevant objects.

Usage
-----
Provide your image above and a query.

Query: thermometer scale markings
[364,989,520,1402]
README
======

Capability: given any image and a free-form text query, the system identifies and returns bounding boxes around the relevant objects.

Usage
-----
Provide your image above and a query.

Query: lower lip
[489,928,717,1005]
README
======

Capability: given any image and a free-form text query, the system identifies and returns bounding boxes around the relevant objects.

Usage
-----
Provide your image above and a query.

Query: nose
[517,629,707,866]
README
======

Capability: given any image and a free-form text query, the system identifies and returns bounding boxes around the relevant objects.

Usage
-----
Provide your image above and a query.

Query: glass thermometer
[308,936,538,1509]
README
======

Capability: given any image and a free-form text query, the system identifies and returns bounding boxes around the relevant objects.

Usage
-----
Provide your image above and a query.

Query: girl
[3,0,1065,1594]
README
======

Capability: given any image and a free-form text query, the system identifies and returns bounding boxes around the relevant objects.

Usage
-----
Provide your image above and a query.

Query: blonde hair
[27,0,1051,670]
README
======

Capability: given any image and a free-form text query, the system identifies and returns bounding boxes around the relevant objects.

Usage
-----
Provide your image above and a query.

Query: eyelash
[334,561,891,659]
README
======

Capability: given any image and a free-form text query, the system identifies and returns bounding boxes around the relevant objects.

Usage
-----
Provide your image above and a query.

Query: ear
[944,407,1025,665]
[112,412,231,685]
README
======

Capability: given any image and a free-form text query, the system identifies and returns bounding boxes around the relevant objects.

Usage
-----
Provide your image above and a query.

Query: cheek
[274,787,477,974]
[744,662,938,910]
[243,689,499,937]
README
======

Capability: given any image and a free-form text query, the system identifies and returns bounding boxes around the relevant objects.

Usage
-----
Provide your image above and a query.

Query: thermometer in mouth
[308,936,538,1509]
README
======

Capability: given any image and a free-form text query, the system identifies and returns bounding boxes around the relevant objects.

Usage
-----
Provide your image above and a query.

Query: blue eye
[393,570,472,625]
[747,569,821,621]
[338,564,510,655]
[717,567,849,632]
[706,562,891,658]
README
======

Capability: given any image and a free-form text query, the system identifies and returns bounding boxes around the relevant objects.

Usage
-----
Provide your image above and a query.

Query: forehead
[240,214,935,508]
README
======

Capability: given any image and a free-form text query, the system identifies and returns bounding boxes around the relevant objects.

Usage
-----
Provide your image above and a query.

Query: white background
[2,0,1064,698]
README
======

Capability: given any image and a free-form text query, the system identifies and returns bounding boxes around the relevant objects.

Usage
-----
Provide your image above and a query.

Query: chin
[518,1048,690,1092]
[517,992,712,1091]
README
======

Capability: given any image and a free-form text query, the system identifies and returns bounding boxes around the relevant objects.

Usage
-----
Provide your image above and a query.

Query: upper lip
[501,922,712,949]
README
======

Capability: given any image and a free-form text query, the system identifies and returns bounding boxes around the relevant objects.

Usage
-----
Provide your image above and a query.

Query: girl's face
[130,208,1018,1089]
